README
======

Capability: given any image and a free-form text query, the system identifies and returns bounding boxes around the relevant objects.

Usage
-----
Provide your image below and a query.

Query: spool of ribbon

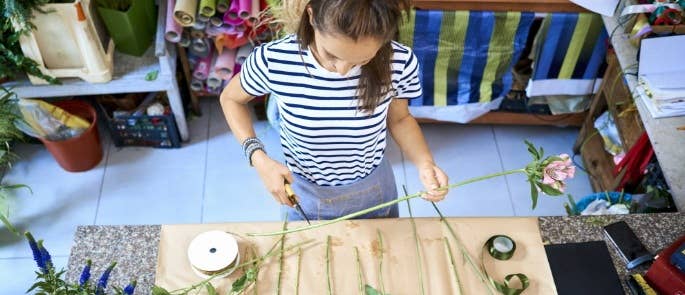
[215,48,237,79]
[187,231,240,278]
[173,0,198,27]
[217,0,230,13]
[481,235,530,295]
[236,44,253,64]
[165,0,183,42]
[224,0,244,25]
[199,0,217,18]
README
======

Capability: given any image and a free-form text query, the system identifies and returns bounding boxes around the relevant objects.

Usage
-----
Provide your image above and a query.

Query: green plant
[1,0,59,83]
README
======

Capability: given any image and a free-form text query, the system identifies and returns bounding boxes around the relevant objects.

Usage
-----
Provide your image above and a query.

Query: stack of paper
[638,35,685,118]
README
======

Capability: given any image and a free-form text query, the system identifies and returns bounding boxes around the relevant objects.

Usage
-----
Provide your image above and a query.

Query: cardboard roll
[187,230,240,278]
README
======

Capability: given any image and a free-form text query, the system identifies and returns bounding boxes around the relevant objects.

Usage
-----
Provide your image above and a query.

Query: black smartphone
[603,221,654,269]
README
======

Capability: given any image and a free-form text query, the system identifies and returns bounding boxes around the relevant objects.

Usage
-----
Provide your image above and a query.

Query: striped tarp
[399,10,535,107]
[527,13,608,97]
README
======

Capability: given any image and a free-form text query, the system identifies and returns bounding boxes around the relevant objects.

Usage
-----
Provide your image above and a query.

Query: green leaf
[145,70,159,81]
[524,140,539,160]
[230,272,249,294]
[566,194,577,214]
[365,284,389,295]
[529,181,539,210]
[537,182,563,196]
[538,147,544,158]
[206,282,218,295]
[1,183,32,193]
[151,286,171,295]
[0,213,18,235]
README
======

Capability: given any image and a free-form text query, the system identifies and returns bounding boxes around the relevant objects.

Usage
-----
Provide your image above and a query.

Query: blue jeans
[283,158,399,221]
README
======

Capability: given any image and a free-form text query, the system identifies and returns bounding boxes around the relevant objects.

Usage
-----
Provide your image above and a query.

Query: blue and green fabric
[528,13,608,97]
[399,10,535,107]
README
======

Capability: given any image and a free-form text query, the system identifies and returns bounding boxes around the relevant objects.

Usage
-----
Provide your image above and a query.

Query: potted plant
[0,0,59,84]
[95,0,157,56]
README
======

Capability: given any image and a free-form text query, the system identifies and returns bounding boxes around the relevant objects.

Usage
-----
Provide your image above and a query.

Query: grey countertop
[66,213,685,294]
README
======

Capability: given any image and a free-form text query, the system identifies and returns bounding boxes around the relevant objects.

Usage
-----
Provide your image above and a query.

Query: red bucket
[39,100,103,172]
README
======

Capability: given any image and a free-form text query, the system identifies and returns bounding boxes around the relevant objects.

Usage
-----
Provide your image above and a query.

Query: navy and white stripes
[240,35,422,186]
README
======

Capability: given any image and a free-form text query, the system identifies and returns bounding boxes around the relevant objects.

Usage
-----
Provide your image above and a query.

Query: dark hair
[297,0,410,112]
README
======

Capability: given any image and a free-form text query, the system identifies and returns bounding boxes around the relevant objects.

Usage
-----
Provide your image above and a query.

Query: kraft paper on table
[156,217,557,294]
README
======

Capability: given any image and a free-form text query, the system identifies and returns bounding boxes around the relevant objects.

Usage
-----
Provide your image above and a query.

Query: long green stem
[295,248,302,295]
[276,214,288,295]
[377,229,385,295]
[248,169,526,236]
[443,237,464,295]
[355,247,364,295]
[252,248,259,295]
[404,186,425,295]
[432,202,494,295]
[326,236,333,295]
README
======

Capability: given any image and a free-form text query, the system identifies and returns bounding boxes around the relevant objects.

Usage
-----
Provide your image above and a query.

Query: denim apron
[284,158,399,221]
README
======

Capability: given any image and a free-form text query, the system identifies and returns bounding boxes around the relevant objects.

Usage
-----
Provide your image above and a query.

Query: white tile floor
[0,99,593,294]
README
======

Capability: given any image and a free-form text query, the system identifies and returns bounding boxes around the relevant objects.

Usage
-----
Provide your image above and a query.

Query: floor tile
[399,124,515,217]
[202,100,283,223]
[493,125,593,216]
[94,101,211,225]
[0,139,106,258]
[0,255,68,295]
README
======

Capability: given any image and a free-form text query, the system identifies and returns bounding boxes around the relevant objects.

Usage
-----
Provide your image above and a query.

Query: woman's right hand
[251,151,295,207]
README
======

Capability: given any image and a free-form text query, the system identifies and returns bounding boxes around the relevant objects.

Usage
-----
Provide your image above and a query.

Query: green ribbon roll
[217,0,230,13]
[200,0,217,18]
[481,235,530,295]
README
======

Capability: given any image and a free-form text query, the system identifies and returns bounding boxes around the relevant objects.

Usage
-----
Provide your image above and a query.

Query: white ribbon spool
[187,230,240,278]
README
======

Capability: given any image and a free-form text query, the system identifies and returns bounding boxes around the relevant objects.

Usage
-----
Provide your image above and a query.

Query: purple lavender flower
[95,262,117,295]
[24,232,47,273]
[37,240,53,271]
[123,280,136,295]
[79,260,92,287]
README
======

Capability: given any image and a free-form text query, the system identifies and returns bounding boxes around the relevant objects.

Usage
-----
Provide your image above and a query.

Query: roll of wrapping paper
[174,0,198,27]
[236,44,253,64]
[190,29,206,39]
[235,23,247,32]
[233,63,241,78]
[247,0,260,25]
[197,13,211,23]
[216,32,249,50]
[215,48,236,79]
[191,38,210,57]
[179,31,191,47]
[238,0,251,19]
[217,0,230,13]
[165,0,183,42]
[199,0,217,18]
[193,46,213,80]
[206,54,223,88]
[191,79,205,92]
[223,0,243,25]
[481,235,530,295]
[193,21,207,31]
[210,16,224,27]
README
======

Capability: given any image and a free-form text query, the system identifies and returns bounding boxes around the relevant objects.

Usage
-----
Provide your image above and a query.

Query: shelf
[412,0,588,12]
[602,1,685,210]
[418,110,586,127]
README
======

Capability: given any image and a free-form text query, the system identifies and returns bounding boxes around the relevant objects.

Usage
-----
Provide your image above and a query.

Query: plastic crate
[15,0,114,84]
[97,95,181,148]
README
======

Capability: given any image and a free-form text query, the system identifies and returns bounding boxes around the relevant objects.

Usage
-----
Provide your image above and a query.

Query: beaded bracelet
[242,137,266,166]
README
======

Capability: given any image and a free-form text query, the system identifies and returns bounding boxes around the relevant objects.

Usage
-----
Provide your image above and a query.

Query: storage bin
[97,0,157,56]
[15,0,115,84]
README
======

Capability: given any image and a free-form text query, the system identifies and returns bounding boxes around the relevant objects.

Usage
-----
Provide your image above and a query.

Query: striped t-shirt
[240,35,422,186]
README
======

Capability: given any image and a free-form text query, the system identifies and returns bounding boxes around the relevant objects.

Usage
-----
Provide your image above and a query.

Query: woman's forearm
[388,114,435,168]
[219,76,258,144]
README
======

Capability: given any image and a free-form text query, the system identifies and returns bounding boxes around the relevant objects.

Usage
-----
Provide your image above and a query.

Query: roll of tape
[187,231,240,278]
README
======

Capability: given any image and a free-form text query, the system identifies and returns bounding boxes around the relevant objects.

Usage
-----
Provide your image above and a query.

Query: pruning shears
[284,180,311,225]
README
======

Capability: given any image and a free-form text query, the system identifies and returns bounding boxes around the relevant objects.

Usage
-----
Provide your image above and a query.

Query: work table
[65,213,684,294]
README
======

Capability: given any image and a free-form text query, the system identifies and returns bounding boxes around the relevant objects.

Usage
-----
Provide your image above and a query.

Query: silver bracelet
[242,137,265,166]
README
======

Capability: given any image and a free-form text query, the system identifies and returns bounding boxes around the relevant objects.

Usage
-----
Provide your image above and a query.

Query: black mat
[545,241,624,295]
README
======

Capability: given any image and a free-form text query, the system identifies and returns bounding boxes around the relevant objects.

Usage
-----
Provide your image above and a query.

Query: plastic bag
[15,99,90,141]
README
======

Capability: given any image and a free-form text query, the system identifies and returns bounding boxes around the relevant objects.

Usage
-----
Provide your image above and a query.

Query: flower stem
[443,237,464,295]
[295,247,302,295]
[377,229,386,295]
[326,235,333,295]
[247,169,526,237]
[404,186,425,295]
[432,202,494,295]
[355,247,364,295]
[276,214,288,295]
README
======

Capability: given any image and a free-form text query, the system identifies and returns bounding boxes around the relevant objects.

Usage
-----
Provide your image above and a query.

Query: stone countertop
[66,213,684,294]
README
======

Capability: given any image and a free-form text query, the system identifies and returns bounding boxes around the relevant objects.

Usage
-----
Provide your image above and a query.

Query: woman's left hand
[418,162,449,202]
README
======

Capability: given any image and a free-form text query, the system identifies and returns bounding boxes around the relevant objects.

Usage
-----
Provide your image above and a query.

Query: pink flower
[543,154,575,183]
